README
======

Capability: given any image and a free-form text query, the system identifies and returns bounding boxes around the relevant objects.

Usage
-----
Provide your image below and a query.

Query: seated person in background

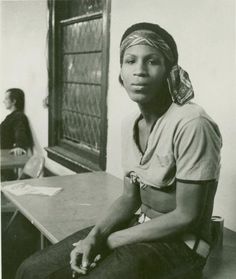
[15,22,222,279]
[0,88,33,180]
[1,89,36,279]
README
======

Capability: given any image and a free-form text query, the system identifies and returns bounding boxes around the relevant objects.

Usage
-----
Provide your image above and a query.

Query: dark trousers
[2,212,39,279]
[15,219,206,279]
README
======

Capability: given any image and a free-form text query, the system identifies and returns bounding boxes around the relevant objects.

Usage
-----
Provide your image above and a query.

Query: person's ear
[119,71,124,86]
[119,75,123,85]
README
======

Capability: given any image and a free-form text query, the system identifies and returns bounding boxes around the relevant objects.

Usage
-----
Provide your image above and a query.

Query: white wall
[106,0,236,230]
[0,0,75,175]
[1,0,235,230]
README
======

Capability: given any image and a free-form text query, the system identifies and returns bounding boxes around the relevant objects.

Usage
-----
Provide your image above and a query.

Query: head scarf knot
[120,25,194,105]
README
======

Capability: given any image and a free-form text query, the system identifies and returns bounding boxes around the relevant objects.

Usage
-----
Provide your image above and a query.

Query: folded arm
[107,180,208,249]
[70,176,141,274]
[89,176,142,239]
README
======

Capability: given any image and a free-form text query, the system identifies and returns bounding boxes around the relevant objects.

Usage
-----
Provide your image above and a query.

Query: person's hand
[70,236,103,276]
[10,147,26,156]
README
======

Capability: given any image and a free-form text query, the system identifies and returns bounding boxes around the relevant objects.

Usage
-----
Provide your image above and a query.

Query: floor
[203,228,236,279]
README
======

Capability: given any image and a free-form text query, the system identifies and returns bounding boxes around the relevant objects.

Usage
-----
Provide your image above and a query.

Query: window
[46,0,110,172]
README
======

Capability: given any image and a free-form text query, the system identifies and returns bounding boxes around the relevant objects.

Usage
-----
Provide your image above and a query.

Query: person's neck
[138,94,172,130]
[9,107,17,113]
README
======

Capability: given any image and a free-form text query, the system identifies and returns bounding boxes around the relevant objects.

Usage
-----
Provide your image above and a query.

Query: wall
[1,0,235,230]
[0,0,75,175]
[106,0,236,230]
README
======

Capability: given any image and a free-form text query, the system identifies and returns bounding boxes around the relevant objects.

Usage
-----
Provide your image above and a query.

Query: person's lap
[15,224,206,279]
[15,226,93,279]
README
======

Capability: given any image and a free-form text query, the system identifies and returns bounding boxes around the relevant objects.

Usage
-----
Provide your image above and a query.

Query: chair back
[19,155,45,179]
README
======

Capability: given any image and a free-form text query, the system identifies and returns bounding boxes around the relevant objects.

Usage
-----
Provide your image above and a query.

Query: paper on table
[3,182,62,196]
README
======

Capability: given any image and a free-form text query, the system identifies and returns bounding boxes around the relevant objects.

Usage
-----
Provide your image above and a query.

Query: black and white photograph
[0,0,235,278]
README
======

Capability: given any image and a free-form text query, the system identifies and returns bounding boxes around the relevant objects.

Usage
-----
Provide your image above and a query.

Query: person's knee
[15,257,39,279]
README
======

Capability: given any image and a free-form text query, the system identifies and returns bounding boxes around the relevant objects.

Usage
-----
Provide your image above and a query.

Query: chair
[2,155,45,232]
[19,155,45,179]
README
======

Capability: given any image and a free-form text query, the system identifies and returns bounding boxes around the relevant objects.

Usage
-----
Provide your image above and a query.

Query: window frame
[46,0,110,172]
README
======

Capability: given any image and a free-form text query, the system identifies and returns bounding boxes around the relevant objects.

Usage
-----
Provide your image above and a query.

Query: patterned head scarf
[120,23,194,105]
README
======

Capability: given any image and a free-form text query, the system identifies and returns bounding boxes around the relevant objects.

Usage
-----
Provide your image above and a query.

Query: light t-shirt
[121,102,222,189]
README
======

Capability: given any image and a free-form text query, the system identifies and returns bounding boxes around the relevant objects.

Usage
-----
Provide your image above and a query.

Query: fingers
[70,244,88,275]
[81,246,91,270]
[90,262,97,269]
[9,149,15,155]
[10,148,26,156]
[70,239,102,276]
[72,271,77,278]
[89,254,101,270]
[94,254,102,263]
[86,254,101,271]
[73,240,92,269]
[17,148,26,155]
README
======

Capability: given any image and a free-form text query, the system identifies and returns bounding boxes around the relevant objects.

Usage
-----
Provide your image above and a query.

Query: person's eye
[124,58,135,64]
[147,59,159,65]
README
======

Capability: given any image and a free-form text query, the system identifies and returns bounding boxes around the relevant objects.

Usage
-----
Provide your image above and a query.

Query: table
[1,149,29,170]
[1,172,123,244]
[1,149,30,209]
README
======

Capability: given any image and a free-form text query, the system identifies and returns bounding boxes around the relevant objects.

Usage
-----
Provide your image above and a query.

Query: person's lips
[131,83,148,90]
[131,82,148,86]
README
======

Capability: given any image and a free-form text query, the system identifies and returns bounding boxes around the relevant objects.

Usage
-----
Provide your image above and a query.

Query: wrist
[88,227,106,242]
[106,233,117,250]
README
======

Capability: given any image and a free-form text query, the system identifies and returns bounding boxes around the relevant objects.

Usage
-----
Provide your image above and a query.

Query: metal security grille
[60,5,103,152]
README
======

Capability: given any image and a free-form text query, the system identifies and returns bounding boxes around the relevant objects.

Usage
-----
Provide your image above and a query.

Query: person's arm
[70,176,141,274]
[12,113,31,152]
[105,117,221,248]
[107,180,208,249]
[89,176,141,239]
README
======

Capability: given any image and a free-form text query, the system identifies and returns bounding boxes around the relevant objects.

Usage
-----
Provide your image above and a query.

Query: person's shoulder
[171,102,206,119]
[170,102,217,126]
[13,110,27,119]
[171,102,222,142]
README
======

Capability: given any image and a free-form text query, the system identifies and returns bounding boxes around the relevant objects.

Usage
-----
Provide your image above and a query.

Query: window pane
[62,18,103,84]
[62,83,101,117]
[63,19,102,53]
[61,111,101,151]
[48,0,109,171]
[63,53,102,84]
[61,82,101,150]
[67,0,102,18]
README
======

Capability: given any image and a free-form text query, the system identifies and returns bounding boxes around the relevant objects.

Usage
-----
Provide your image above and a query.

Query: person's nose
[133,60,147,77]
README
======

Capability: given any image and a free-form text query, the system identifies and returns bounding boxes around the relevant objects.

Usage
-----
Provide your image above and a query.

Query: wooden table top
[1,172,123,243]
[1,149,30,169]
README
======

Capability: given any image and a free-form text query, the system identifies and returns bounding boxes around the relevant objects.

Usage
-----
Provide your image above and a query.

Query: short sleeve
[174,117,222,181]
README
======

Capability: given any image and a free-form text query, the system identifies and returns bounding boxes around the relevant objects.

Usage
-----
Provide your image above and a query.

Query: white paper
[3,182,62,196]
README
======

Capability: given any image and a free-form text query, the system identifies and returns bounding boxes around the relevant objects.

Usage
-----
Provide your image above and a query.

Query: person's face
[120,44,167,104]
[3,91,15,110]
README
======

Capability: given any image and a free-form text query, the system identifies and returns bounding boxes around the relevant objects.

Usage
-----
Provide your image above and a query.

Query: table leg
[40,233,45,250]
[40,233,52,249]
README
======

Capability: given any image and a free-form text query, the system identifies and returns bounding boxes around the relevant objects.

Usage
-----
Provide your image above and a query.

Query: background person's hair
[6,88,25,111]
